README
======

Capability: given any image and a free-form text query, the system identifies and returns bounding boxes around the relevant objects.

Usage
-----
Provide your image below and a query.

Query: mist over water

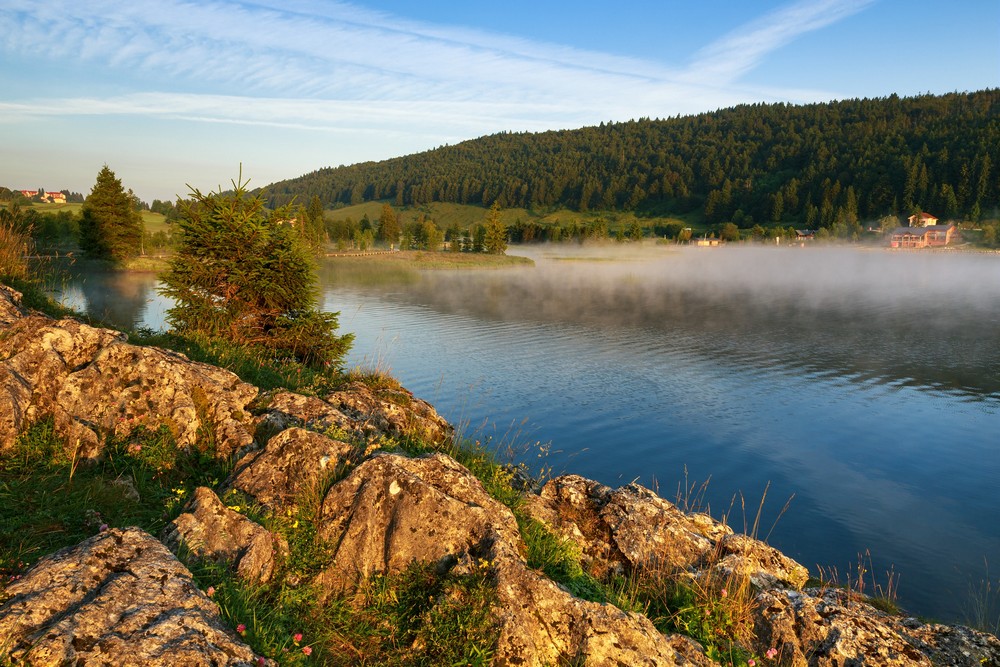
[326,245,1000,623]
[54,245,1000,623]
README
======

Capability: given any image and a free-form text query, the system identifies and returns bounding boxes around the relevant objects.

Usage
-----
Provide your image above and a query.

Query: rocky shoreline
[0,283,997,666]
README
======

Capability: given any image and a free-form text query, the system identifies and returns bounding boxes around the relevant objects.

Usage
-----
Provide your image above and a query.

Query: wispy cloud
[0,0,870,131]
[682,0,877,84]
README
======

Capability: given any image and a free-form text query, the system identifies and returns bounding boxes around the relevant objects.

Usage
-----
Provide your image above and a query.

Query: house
[907,212,939,227]
[795,229,816,240]
[889,224,957,248]
[17,189,67,204]
[695,237,722,247]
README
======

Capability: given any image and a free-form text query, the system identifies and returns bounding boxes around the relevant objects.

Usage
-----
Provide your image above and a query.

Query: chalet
[17,189,67,204]
[889,224,957,248]
[795,229,816,240]
[907,212,939,227]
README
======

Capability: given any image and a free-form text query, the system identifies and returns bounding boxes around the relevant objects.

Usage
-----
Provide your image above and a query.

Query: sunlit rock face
[0,286,257,460]
[0,527,260,666]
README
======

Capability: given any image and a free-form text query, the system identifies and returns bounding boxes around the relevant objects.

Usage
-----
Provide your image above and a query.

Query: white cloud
[682,0,877,84]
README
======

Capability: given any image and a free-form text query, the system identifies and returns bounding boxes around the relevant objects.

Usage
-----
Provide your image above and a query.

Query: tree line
[260,90,1000,229]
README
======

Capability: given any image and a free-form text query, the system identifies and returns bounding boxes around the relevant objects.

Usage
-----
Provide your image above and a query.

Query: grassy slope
[327,201,704,234]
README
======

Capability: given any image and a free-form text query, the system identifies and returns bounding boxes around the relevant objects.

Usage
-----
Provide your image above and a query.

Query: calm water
[51,246,1000,624]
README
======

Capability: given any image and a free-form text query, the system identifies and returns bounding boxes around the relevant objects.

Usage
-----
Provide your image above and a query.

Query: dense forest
[262,90,1000,228]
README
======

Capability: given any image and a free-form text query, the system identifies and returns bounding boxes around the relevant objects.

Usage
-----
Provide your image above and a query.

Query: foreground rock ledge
[0,528,259,666]
[2,285,1000,666]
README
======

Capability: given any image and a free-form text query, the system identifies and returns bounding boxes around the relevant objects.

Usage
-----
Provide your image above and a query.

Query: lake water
[50,245,1000,625]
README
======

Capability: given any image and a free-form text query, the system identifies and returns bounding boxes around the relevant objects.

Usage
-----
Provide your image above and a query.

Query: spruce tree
[159,172,353,368]
[79,165,143,262]
[483,201,508,254]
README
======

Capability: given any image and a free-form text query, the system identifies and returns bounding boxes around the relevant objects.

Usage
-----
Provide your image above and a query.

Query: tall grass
[0,220,33,282]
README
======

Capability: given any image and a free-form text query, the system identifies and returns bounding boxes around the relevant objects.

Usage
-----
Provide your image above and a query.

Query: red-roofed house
[907,212,939,227]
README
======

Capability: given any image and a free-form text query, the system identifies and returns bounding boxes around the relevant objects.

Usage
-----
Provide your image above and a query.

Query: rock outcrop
[162,486,288,585]
[1,284,999,667]
[0,527,261,666]
[0,287,257,459]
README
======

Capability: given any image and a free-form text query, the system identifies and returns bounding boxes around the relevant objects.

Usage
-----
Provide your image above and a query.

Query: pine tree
[483,201,508,255]
[159,171,352,368]
[79,165,143,262]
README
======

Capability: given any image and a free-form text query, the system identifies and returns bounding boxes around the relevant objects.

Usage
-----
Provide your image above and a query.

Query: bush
[158,172,352,369]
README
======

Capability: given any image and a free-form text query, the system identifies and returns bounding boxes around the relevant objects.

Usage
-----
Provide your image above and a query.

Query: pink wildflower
[206,586,215,597]
[748,660,755,667]
[301,646,312,656]
[720,588,728,598]
[256,658,265,667]
[237,623,246,634]
[293,633,303,644]
[98,523,109,532]
[766,648,778,660]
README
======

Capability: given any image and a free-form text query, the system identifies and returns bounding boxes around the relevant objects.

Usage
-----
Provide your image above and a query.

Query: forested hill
[262,90,1000,226]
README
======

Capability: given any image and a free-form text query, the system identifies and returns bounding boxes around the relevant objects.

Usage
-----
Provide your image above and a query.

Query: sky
[1,0,997,203]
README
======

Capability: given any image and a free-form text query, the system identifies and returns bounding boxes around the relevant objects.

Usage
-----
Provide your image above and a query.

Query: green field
[325,201,703,235]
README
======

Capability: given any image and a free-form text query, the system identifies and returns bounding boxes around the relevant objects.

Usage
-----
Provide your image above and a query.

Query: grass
[0,418,232,582]
[325,250,534,270]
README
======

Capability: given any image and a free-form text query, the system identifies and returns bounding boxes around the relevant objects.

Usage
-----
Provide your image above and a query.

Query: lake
[50,245,1000,625]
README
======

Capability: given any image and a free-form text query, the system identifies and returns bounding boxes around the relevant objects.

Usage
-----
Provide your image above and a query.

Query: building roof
[891,224,954,236]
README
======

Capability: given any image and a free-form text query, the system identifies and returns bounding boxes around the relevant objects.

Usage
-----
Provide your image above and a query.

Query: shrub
[158,171,353,369]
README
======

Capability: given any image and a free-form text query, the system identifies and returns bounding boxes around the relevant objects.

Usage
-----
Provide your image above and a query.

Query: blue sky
[1,0,997,203]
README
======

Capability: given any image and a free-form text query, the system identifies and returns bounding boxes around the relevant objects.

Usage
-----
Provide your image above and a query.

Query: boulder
[0,290,257,459]
[313,451,713,666]
[162,486,288,584]
[253,389,362,444]
[225,427,359,512]
[752,587,1000,667]
[325,379,452,445]
[0,527,261,666]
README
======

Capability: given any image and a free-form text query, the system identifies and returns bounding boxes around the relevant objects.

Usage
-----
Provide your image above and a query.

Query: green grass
[324,250,534,270]
[0,418,232,581]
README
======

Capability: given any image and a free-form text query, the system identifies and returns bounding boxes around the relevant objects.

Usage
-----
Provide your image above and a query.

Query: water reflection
[50,266,164,332]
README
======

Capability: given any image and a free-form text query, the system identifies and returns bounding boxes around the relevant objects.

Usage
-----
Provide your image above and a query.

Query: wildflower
[720,588,728,598]
[293,633,303,644]
[302,646,312,656]
[206,586,215,597]
[237,623,246,634]
[99,523,109,532]
[766,648,778,660]
[748,660,756,667]
[257,658,266,667]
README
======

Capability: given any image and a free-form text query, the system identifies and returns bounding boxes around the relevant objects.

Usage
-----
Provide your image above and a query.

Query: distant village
[0,185,977,251]
[17,188,68,204]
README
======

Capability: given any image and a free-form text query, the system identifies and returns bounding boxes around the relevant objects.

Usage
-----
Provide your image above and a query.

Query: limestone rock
[225,427,358,512]
[753,587,1000,667]
[314,451,521,587]
[0,527,260,666]
[314,451,712,666]
[0,284,26,327]
[162,486,288,584]
[0,288,258,458]
[712,533,809,589]
[524,475,728,577]
[325,379,453,445]
[253,389,362,444]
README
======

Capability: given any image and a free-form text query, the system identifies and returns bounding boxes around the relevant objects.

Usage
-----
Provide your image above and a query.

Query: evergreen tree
[483,201,508,254]
[79,165,144,262]
[378,203,400,248]
[159,172,352,368]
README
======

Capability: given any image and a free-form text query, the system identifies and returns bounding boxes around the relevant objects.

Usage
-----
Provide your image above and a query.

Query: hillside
[261,90,1000,228]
